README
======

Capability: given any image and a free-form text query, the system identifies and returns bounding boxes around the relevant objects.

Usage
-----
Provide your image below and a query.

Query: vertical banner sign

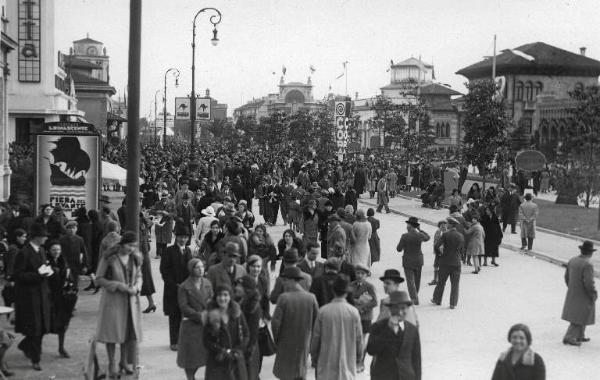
[175,97,191,119]
[334,101,350,161]
[196,97,211,120]
[35,122,101,219]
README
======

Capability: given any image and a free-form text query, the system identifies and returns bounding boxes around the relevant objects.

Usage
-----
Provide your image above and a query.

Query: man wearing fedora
[377,269,419,327]
[397,217,430,305]
[13,223,52,370]
[432,217,465,309]
[176,193,196,245]
[271,266,319,380]
[376,175,390,213]
[350,264,377,373]
[311,274,363,380]
[270,248,311,304]
[160,225,195,351]
[367,291,421,380]
[561,240,597,346]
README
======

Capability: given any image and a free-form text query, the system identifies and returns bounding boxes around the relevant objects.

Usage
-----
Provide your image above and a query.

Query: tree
[555,84,600,210]
[461,79,512,190]
[371,96,404,149]
[258,111,288,148]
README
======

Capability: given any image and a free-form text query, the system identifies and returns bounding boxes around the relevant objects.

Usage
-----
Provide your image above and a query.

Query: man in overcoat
[432,217,465,309]
[205,241,247,290]
[518,193,538,251]
[159,226,193,350]
[14,223,51,370]
[271,267,319,380]
[367,291,421,380]
[500,185,520,234]
[396,217,430,305]
[562,240,597,346]
[376,177,390,213]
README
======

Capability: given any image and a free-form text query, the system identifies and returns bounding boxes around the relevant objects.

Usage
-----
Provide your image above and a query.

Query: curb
[358,198,600,279]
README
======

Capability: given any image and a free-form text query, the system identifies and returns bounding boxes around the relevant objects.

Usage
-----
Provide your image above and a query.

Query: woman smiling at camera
[491,323,545,380]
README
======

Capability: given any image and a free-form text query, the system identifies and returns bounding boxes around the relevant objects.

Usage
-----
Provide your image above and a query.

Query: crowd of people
[0,140,594,379]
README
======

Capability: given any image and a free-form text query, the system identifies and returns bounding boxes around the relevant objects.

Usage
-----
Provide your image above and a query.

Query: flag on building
[309,65,316,74]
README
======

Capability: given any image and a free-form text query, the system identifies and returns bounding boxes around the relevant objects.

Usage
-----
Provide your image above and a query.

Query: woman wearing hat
[195,206,218,248]
[491,323,545,380]
[95,231,143,378]
[350,264,377,373]
[234,275,261,380]
[199,221,225,265]
[177,258,213,380]
[247,224,277,272]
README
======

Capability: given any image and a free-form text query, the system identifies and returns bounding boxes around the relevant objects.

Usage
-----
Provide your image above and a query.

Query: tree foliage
[461,79,512,177]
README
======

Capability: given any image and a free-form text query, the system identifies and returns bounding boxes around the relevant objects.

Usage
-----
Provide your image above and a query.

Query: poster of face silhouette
[36,134,99,218]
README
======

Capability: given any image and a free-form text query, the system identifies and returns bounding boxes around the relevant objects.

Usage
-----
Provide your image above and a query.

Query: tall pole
[492,34,497,80]
[126,0,141,237]
[163,68,179,146]
[191,7,222,148]
[154,89,160,145]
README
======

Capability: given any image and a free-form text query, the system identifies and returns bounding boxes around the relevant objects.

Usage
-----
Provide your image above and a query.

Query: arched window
[550,121,558,142]
[525,82,533,100]
[559,121,566,139]
[534,82,543,96]
[515,81,524,100]
[540,122,549,144]
[445,123,450,138]
[436,122,440,137]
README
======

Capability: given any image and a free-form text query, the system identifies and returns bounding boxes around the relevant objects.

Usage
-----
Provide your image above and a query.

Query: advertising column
[334,99,351,161]
[35,122,101,218]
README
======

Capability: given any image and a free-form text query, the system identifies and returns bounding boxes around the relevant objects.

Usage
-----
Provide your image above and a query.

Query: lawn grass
[534,199,600,241]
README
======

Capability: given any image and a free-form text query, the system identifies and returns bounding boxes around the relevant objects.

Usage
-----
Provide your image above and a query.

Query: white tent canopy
[102,161,144,186]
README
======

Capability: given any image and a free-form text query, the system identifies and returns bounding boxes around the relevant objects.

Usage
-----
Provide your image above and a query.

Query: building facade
[456,42,600,151]
[64,35,116,135]
[354,57,462,153]
[6,0,82,145]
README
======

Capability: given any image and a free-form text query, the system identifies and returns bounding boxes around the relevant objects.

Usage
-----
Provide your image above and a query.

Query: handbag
[257,324,276,357]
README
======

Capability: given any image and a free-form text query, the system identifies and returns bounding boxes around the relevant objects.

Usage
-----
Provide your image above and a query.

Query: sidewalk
[358,195,600,277]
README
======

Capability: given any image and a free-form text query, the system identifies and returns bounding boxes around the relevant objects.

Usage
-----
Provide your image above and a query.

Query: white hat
[466,198,476,205]
[201,206,216,216]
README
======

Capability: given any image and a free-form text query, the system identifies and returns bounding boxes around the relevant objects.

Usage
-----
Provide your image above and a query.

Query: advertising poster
[175,97,191,119]
[36,133,100,218]
[196,97,211,120]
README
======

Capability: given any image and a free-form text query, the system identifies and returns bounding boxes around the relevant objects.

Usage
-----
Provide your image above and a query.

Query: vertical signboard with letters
[175,97,191,119]
[196,97,211,120]
[35,122,101,219]
[334,100,351,161]
[18,0,41,82]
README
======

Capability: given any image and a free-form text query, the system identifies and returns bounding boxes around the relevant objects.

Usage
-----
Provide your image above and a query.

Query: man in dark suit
[432,217,465,309]
[206,241,246,291]
[270,248,311,304]
[14,223,51,371]
[367,291,421,380]
[396,217,430,305]
[159,225,193,351]
[298,241,324,279]
[175,193,195,244]
[59,220,88,288]
[331,241,356,282]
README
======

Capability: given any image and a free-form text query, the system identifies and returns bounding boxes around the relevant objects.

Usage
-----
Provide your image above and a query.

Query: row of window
[515,81,543,101]
[436,122,450,138]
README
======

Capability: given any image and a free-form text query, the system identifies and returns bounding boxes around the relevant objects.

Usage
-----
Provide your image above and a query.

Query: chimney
[205,88,210,97]
[355,92,359,100]
[580,47,587,56]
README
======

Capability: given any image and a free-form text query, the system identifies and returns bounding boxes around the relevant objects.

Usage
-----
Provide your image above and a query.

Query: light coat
[562,255,597,325]
[271,286,319,380]
[349,220,372,268]
[95,247,143,343]
[310,298,362,380]
[519,201,539,239]
[465,221,485,257]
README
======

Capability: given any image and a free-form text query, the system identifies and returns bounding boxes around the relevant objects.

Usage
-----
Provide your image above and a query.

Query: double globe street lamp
[163,68,180,145]
[190,7,221,147]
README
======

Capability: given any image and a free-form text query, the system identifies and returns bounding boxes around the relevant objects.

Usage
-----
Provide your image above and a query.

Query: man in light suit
[519,193,538,251]
[367,291,421,380]
[206,241,247,291]
[562,241,597,346]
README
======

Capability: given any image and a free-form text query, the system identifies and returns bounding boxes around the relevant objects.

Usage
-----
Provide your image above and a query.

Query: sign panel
[334,101,351,160]
[36,134,100,218]
[175,97,191,119]
[515,150,546,171]
[196,97,211,120]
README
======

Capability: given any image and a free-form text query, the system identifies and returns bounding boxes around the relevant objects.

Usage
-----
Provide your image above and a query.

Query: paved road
[5,196,599,379]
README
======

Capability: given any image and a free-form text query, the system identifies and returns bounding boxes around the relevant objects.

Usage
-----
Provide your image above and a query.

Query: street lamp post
[163,68,180,145]
[190,7,221,147]
[154,89,161,145]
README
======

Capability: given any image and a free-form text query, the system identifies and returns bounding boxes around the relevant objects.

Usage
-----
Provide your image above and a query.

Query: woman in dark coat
[200,220,225,263]
[177,258,213,380]
[481,205,503,266]
[83,209,104,291]
[139,211,156,313]
[234,275,261,380]
[203,285,249,380]
[367,208,381,264]
[492,323,545,380]
[247,225,277,271]
[276,229,304,260]
[47,240,77,358]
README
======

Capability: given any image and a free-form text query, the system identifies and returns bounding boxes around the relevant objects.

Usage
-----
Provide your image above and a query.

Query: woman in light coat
[349,209,372,268]
[95,231,143,378]
[464,213,485,274]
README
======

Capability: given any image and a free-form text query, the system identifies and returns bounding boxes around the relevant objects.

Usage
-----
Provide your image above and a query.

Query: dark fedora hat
[384,291,413,306]
[579,240,596,253]
[174,225,191,236]
[379,269,405,283]
[283,266,304,280]
[282,248,300,263]
[119,231,137,245]
[29,223,49,238]
[406,216,420,227]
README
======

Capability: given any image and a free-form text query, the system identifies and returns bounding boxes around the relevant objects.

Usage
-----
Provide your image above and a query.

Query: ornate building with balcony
[456,42,600,151]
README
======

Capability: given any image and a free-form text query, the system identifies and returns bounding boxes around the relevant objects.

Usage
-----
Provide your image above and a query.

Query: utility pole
[125,0,141,237]
[492,34,497,80]
[154,89,160,145]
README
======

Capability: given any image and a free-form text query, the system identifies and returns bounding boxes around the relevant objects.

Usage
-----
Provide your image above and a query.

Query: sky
[55,0,600,118]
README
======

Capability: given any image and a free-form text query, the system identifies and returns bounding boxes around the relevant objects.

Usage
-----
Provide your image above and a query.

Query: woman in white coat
[349,209,372,268]
[465,212,485,274]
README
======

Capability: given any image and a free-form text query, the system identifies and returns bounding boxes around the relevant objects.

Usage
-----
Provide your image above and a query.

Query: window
[540,123,549,144]
[534,82,543,96]
[515,81,524,100]
[445,123,450,138]
[525,82,533,101]
[15,118,43,144]
[18,0,41,82]
[87,46,98,55]
[436,122,440,137]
